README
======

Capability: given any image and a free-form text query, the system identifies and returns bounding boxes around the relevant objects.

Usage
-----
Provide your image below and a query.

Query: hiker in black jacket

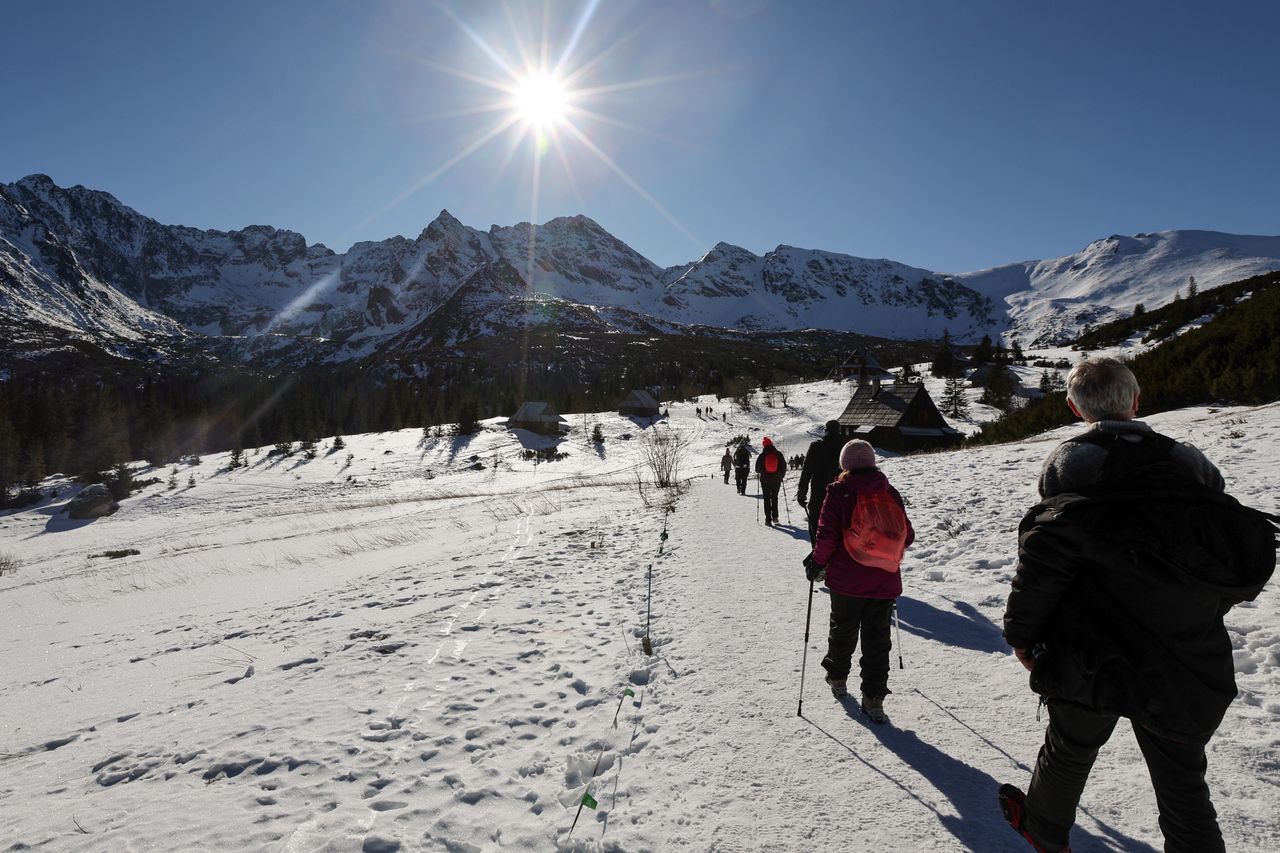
[732,443,751,495]
[797,420,844,543]
[999,357,1275,853]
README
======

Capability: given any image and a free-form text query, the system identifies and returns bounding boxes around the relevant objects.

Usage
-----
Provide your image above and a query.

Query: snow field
[1,380,1277,851]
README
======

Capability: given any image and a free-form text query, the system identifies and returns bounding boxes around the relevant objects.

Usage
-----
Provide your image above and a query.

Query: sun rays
[396,2,707,271]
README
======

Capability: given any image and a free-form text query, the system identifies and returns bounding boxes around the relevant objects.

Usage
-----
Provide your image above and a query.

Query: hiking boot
[765,518,773,527]
[998,784,1069,852]
[861,694,888,724]
[824,675,848,698]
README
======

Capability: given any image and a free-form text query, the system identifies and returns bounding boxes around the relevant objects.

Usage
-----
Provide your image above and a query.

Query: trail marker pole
[642,563,654,656]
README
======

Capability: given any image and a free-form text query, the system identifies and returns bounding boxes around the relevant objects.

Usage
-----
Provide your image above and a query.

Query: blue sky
[3,1,1277,271]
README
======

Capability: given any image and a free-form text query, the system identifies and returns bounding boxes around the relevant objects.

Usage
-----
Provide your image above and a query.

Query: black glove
[797,495,807,508]
[802,553,826,583]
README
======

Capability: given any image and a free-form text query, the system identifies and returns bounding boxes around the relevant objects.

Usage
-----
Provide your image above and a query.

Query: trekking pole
[642,563,654,655]
[893,602,904,669]
[798,579,815,716]
[781,482,792,524]
[756,479,761,525]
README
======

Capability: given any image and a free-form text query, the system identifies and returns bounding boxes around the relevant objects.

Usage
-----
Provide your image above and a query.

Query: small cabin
[839,349,897,384]
[836,380,963,453]
[509,401,569,435]
[617,389,661,417]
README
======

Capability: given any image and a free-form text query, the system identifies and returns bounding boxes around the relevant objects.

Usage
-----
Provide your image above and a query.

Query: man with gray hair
[1038,356,1222,497]
[999,356,1274,852]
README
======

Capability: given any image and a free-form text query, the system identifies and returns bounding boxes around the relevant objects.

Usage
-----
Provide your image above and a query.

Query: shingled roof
[510,401,567,427]
[837,382,938,429]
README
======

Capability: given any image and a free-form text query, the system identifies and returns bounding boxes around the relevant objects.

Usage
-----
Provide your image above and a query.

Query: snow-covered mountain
[957,231,1280,346]
[664,241,994,338]
[3,174,1278,364]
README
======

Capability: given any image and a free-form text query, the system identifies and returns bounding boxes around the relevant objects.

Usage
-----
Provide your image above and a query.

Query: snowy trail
[2,383,1277,851]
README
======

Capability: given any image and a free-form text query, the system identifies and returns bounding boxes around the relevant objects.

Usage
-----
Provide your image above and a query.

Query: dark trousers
[761,482,780,522]
[1025,701,1224,853]
[734,467,749,493]
[723,468,730,484]
[806,501,819,543]
[820,592,893,698]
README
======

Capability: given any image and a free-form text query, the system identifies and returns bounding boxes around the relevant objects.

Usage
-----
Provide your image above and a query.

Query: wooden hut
[835,380,963,453]
[508,402,568,435]
[617,389,661,417]
[839,349,897,384]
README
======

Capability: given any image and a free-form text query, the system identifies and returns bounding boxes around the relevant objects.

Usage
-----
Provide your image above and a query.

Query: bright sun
[512,72,569,128]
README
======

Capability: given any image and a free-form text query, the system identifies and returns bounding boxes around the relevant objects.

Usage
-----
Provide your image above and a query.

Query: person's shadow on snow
[767,523,809,541]
[894,595,1007,654]
[810,702,1154,853]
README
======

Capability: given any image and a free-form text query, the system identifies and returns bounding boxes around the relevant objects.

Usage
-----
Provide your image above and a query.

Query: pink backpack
[842,490,909,572]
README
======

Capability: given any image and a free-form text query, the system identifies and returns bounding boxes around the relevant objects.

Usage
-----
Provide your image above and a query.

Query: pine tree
[941,376,970,419]
[1188,276,1198,298]
[332,434,345,451]
[972,334,994,365]
[980,366,1017,412]
[228,447,244,469]
[930,329,957,378]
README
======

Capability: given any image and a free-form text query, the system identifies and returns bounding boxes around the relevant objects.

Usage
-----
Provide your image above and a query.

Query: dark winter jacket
[1006,433,1277,742]
[733,445,750,470]
[798,434,842,507]
[812,470,915,600]
[1038,419,1224,497]
[720,452,733,472]
[755,446,787,487]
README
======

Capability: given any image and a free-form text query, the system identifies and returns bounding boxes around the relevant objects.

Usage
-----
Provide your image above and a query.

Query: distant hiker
[755,437,787,526]
[1000,357,1275,853]
[732,443,751,494]
[696,407,702,417]
[722,412,726,422]
[720,448,733,484]
[803,439,913,723]
[798,420,845,543]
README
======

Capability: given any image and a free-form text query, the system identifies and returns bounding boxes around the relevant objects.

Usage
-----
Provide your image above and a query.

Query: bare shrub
[0,552,19,576]
[640,427,686,489]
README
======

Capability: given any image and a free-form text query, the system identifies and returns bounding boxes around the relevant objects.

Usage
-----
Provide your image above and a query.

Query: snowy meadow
[2,375,1278,852]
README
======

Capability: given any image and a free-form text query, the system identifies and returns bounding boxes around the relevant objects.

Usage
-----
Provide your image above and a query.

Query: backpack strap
[1065,430,1182,485]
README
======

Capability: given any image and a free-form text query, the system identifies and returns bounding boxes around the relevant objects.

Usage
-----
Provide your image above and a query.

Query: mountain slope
[3,174,1278,363]
[956,230,1280,346]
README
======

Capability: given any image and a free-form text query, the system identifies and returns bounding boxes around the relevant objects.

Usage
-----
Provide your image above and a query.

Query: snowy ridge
[956,231,1280,346]
[3,175,1279,363]
[2,369,1277,850]
[0,184,187,354]
[663,242,995,338]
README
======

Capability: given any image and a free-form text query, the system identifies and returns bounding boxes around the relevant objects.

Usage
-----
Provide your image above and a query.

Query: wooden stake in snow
[642,563,654,656]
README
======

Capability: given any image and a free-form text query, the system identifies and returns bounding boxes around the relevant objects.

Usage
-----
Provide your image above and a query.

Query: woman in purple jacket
[807,439,914,723]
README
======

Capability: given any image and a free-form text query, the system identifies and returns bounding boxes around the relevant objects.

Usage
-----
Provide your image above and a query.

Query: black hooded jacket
[798,433,842,506]
[1005,479,1276,743]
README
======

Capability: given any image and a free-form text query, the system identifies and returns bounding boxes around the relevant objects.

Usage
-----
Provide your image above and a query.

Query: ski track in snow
[1,365,1278,851]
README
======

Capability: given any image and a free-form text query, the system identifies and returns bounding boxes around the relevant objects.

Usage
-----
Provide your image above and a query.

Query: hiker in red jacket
[804,439,913,723]
[754,437,787,526]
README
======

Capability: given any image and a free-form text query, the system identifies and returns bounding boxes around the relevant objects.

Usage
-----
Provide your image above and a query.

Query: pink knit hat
[839,439,876,472]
